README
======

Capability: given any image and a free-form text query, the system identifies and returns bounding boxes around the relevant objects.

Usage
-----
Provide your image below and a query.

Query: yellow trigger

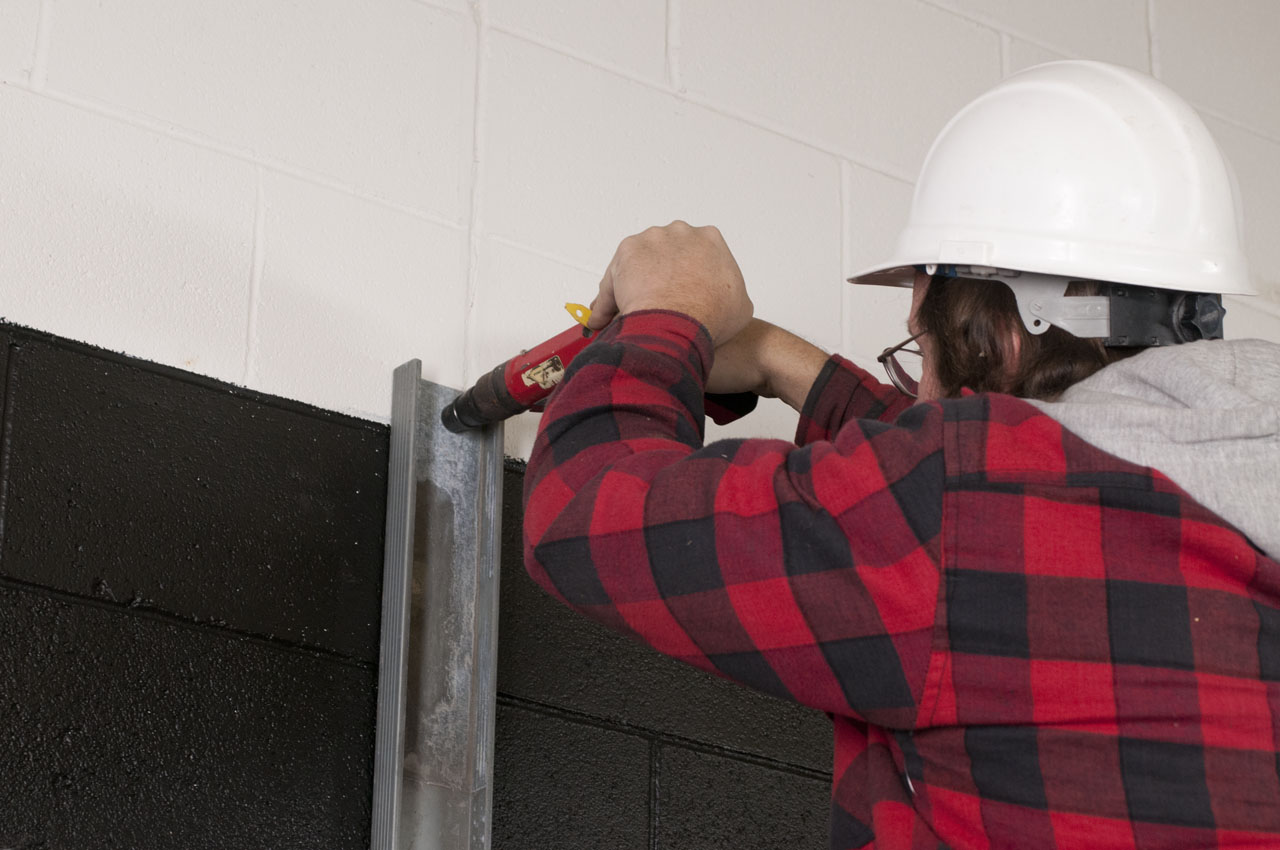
[565,302,592,328]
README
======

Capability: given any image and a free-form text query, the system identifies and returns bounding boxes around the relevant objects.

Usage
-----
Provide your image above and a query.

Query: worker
[523,60,1280,849]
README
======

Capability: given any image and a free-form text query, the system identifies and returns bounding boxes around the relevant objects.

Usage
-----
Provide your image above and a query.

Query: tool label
[522,355,565,390]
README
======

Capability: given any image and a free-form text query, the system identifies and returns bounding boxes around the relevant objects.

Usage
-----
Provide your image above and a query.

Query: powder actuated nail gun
[440,303,757,433]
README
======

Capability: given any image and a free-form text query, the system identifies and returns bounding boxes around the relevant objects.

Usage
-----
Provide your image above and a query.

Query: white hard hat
[849,60,1255,300]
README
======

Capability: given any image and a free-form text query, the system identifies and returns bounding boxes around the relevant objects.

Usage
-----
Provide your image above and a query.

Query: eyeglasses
[877,332,924,398]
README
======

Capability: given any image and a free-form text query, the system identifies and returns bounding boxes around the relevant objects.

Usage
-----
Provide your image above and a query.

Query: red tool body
[441,322,757,433]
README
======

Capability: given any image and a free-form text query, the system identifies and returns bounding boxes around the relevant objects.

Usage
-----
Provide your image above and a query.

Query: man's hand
[589,221,753,345]
[708,319,830,413]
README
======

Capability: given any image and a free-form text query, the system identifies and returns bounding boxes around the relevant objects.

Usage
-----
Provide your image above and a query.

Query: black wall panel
[492,703,651,849]
[0,332,386,662]
[658,747,830,849]
[0,585,374,849]
[0,321,831,849]
[0,324,387,849]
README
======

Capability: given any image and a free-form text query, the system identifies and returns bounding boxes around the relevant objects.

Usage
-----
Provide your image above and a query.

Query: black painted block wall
[0,324,388,849]
[0,321,832,849]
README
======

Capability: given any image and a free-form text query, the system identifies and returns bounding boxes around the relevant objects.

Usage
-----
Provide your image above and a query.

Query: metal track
[372,361,504,850]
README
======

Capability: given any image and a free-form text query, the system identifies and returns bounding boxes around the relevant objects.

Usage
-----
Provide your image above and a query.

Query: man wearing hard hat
[524,61,1280,849]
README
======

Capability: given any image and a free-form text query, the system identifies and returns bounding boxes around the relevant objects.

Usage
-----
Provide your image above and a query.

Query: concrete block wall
[0,322,388,848]
[3,0,1279,458]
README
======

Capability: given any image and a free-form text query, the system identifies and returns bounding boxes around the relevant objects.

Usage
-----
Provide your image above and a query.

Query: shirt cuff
[604,309,715,383]
[795,354,909,445]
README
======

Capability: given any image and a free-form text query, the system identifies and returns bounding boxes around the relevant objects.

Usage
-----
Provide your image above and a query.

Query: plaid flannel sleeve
[524,311,944,726]
[796,354,916,446]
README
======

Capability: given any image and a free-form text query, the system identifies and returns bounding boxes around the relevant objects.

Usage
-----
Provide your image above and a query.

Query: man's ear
[994,320,1024,390]
[1008,325,1023,363]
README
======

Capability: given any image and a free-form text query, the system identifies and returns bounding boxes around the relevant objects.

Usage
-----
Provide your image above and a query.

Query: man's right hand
[588,221,754,345]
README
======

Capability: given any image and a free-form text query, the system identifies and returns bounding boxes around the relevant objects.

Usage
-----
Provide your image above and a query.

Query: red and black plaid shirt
[523,310,1280,849]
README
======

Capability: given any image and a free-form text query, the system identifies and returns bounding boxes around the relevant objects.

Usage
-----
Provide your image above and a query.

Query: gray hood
[1028,339,1280,561]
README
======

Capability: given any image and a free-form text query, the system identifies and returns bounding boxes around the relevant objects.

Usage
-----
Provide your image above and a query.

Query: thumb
[586,277,618,331]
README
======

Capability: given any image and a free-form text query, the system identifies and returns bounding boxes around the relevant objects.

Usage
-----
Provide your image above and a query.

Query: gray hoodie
[1028,338,1280,561]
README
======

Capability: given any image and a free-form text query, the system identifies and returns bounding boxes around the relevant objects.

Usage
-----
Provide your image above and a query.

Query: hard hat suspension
[1105,288,1225,347]
[929,264,1225,347]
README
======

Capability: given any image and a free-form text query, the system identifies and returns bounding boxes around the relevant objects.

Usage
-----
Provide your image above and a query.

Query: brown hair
[916,275,1140,401]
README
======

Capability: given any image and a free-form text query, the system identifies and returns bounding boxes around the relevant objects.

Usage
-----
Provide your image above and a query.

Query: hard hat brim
[846,264,917,288]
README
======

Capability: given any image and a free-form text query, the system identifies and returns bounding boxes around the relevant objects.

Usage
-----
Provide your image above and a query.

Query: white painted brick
[0,85,255,381]
[469,237,600,458]
[1204,117,1280,303]
[411,0,468,13]
[44,0,475,218]
[253,174,468,421]
[489,0,667,84]
[929,0,1149,69]
[0,0,41,83]
[844,167,915,287]
[1224,297,1280,344]
[1154,0,1280,138]
[843,164,915,365]
[468,237,599,387]
[680,0,1001,177]
[482,34,845,366]
[1005,36,1069,75]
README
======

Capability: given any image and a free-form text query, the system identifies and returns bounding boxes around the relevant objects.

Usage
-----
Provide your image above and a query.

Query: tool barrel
[440,361,526,433]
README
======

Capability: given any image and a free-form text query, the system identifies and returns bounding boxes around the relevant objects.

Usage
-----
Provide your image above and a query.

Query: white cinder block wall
[3,0,1278,458]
